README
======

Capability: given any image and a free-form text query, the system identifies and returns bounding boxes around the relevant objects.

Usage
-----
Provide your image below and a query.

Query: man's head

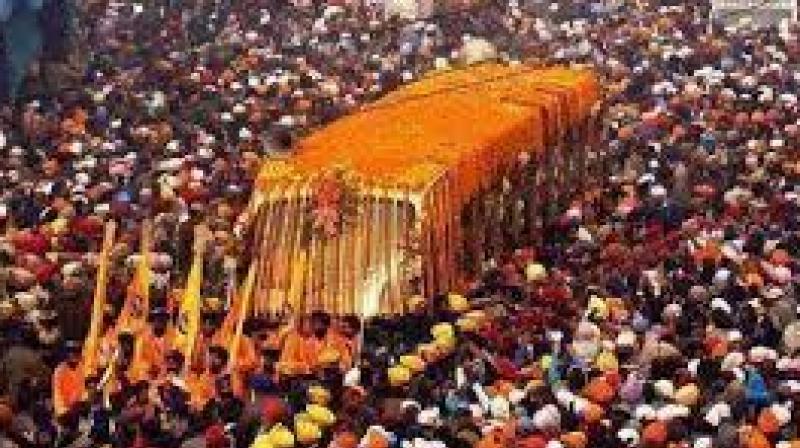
[339,315,360,339]
[215,374,233,398]
[296,316,311,336]
[117,331,135,360]
[202,312,219,337]
[166,349,185,374]
[311,311,331,338]
[208,345,229,374]
[102,305,116,329]
[150,308,169,336]
[64,340,81,367]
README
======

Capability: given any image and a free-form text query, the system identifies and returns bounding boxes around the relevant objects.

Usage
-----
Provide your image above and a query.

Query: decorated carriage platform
[244,64,601,316]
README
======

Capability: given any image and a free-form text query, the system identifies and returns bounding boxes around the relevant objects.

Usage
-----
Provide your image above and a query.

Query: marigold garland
[301,168,360,246]
[256,64,599,204]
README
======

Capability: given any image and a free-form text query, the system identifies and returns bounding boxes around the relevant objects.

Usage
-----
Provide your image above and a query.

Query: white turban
[490,396,510,420]
[76,172,90,186]
[711,298,732,314]
[654,379,675,399]
[650,184,667,198]
[616,330,637,347]
[704,403,731,427]
[634,404,656,421]
[771,403,792,427]
[618,427,639,446]
[721,351,745,371]
[533,404,561,431]
[749,346,778,363]
[417,408,441,427]
[344,368,360,387]
[694,437,713,448]
[657,404,689,421]
[508,388,526,405]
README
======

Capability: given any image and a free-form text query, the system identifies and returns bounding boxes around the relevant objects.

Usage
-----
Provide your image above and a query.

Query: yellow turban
[431,322,455,340]
[674,383,700,407]
[407,295,426,310]
[306,404,336,427]
[587,296,609,320]
[433,334,456,353]
[265,423,295,448]
[400,354,426,373]
[388,365,411,387]
[250,435,275,448]
[594,350,619,372]
[456,317,477,332]
[307,386,331,406]
[204,297,223,312]
[525,263,547,282]
[448,293,470,313]
[317,347,340,365]
[277,361,307,376]
[464,310,487,321]
[417,343,439,363]
[294,417,322,445]
[540,354,553,370]
[49,217,69,234]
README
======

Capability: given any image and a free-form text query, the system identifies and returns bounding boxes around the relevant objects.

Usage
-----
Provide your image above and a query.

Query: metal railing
[709,0,797,30]
[712,0,793,8]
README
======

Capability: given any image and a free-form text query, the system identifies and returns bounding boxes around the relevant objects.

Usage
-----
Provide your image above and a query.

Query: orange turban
[517,435,548,448]
[584,377,615,405]
[561,431,588,448]
[582,402,604,423]
[642,421,668,447]
[757,408,780,435]
[742,428,771,448]
[705,335,729,358]
[261,397,287,425]
[491,380,514,397]
[619,126,634,140]
[364,432,389,448]
[743,273,764,289]
[771,249,791,266]
[475,431,507,448]
[331,432,358,448]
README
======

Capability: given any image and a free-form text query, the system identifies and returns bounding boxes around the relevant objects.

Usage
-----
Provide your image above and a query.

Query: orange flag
[83,221,116,374]
[174,226,208,368]
[116,220,152,334]
[217,261,250,343]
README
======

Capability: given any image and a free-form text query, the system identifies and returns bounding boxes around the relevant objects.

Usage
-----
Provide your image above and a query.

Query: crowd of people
[2,0,800,447]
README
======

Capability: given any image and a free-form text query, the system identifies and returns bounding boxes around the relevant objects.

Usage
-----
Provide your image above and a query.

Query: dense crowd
[3,0,800,447]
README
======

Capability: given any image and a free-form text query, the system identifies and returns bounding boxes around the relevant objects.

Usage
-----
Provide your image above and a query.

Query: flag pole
[83,220,117,375]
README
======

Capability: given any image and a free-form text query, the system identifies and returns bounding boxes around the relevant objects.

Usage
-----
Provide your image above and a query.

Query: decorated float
[244,64,601,316]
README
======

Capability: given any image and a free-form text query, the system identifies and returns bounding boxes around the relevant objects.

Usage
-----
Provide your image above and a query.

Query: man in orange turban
[584,376,615,405]
[134,308,174,379]
[741,426,771,448]
[330,431,359,448]
[279,313,329,375]
[53,341,86,436]
[642,421,668,447]
[323,316,358,371]
[185,347,215,412]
